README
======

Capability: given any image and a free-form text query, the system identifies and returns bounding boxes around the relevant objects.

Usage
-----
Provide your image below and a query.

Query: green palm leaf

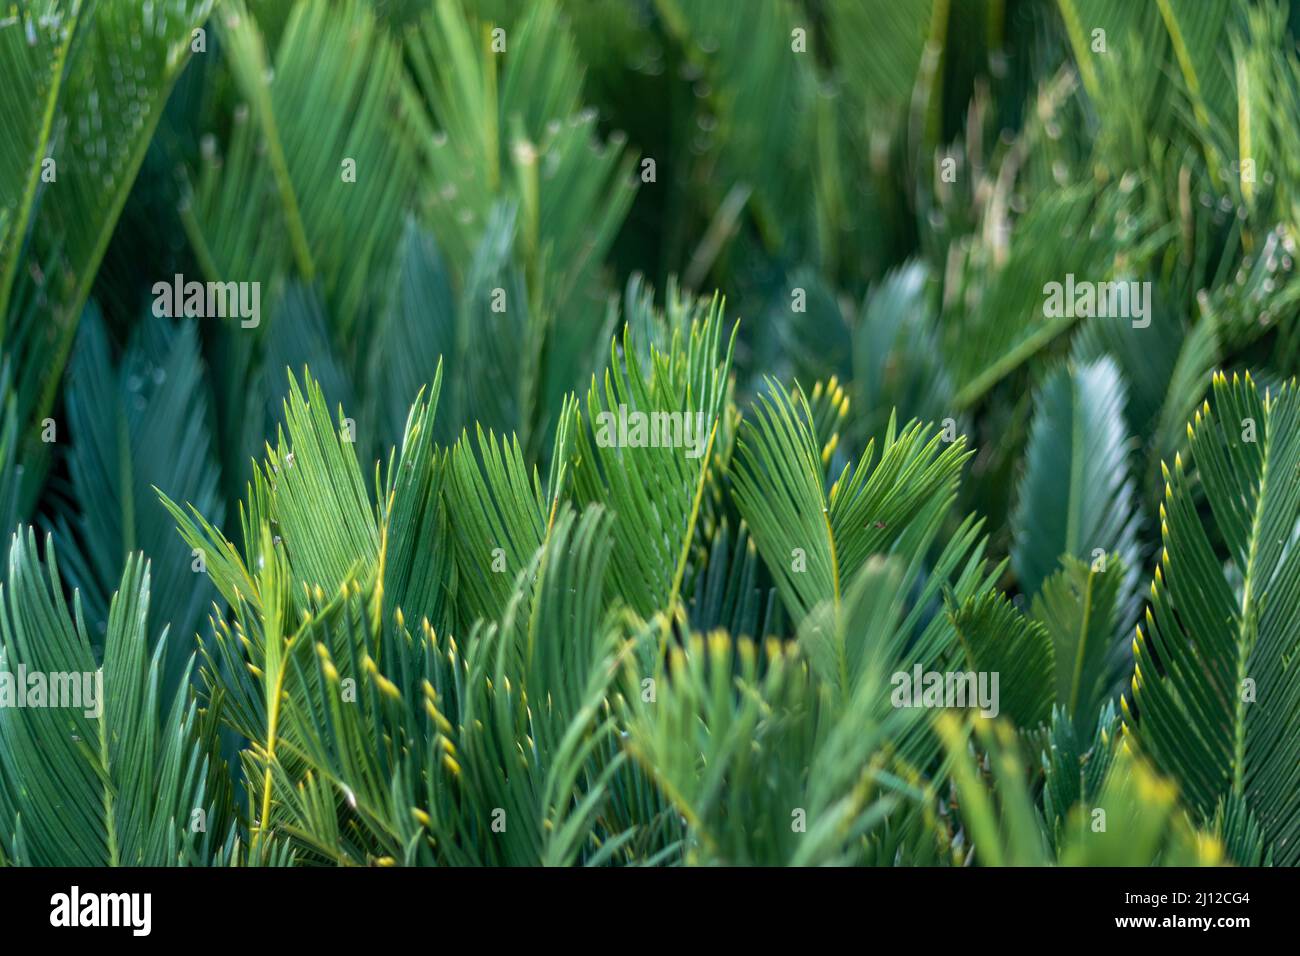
[1156,0,1239,184]
[1057,747,1222,866]
[57,310,222,689]
[216,0,416,327]
[379,368,453,639]
[1057,0,1168,161]
[827,0,944,147]
[948,588,1055,730]
[938,714,1220,865]
[444,391,575,627]
[733,379,970,624]
[427,506,627,866]
[571,298,735,621]
[1040,704,1120,846]
[1032,554,1127,723]
[263,370,379,596]
[656,0,817,250]
[0,0,81,324]
[1011,357,1140,605]
[625,624,898,866]
[1128,371,1300,864]
[0,529,232,865]
[407,0,636,302]
[405,0,636,453]
[33,0,214,418]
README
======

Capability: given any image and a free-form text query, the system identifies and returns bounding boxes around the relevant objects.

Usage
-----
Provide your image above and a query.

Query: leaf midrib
[1230,416,1271,800]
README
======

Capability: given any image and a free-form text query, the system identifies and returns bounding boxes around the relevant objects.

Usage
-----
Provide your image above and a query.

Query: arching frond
[1128,372,1300,863]
[0,530,234,865]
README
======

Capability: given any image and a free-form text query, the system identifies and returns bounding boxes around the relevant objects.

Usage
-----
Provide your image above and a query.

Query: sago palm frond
[732,378,970,624]
[1031,554,1128,725]
[572,295,735,622]
[32,0,213,415]
[625,613,900,867]
[948,588,1055,730]
[938,714,1221,866]
[1127,371,1300,864]
[1011,357,1140,608]
[0,529,234,865]
[0,0,81,326]
[55,310,222,690]
[215,0,415,327]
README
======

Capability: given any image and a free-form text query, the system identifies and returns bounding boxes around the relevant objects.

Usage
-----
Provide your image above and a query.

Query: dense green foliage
[0,0,1297,866]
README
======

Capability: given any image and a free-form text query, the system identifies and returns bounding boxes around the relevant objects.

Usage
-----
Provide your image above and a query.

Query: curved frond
[733,379,970,624]
[1128,371,1300,864]
[0,530,232,865]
